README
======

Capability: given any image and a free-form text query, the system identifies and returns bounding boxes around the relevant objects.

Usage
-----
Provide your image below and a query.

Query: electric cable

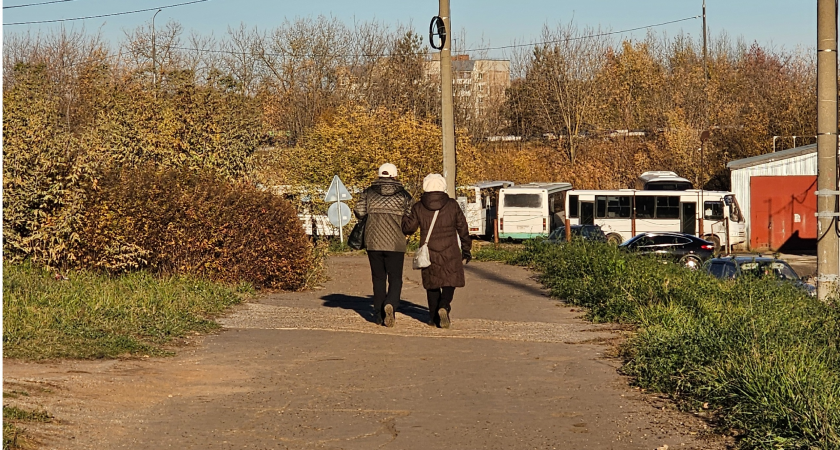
[165,15,700,60]
[4,0,76,10]
[4,0,208,26]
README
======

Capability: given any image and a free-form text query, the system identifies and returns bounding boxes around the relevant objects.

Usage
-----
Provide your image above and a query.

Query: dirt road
[4,256,729,449]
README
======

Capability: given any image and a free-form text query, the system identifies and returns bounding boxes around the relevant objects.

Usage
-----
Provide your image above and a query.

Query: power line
[3,0,76,10]
[4,0,209,26]
[468,16,701,52]
[165,15,701,59]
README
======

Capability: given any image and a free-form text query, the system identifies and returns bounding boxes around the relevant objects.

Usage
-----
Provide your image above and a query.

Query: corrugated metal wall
[730,152,816,248]
[750,176,817,250]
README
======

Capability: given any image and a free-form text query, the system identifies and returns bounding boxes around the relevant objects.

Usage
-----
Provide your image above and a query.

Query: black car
[618,232,715,269]
[703,256,816,297]
[546,224,608,243]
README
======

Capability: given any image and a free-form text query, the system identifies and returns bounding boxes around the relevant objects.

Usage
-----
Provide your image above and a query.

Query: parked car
[618,232,715,269]
[703,256,816,297]
[546,224,608,243]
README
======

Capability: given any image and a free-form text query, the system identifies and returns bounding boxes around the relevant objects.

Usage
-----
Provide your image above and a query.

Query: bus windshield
[504,193,542,208]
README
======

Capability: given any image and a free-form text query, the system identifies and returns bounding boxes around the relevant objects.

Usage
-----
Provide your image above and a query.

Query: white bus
[457,181,514,238]
[634,171,693,190]
[565,189,746,248]
[498,182,573,240]
[260,184,340,237]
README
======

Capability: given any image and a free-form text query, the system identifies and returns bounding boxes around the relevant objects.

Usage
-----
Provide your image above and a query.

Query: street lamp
[152,9,161,86]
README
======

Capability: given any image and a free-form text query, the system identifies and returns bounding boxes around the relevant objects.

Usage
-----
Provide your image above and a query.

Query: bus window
[504,194,541,208]
[596,197,607,218]
[597,195,632,218]
[609,196,632,218]
[548,192,564,214]
[568,195,579,218]
[636,196,655,219]
[724,195,744,222]
[655,196,680,219]
[704,201,724,220]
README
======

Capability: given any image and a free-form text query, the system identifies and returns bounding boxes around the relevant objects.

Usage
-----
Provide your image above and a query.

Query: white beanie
[378,163,398,178]
[423,173,447,193]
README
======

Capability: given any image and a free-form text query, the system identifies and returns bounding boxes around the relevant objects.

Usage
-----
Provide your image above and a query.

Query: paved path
[4,256,726,449]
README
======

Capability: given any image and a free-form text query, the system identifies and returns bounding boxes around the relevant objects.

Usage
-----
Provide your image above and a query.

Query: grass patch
[3,406,51,423]
[3,405,51,450]
[3,262,243,360]
[4,421,24,450]
[485,239,840,449]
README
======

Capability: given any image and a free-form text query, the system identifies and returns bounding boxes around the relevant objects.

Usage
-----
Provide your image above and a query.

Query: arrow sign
[324,175,352,202]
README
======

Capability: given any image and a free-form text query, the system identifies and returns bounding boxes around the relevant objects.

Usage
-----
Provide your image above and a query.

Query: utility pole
[816,0,840,300]
[702,0,708,81]
[700,0,709,191]
[152,9,161,87]
[439,0,457,197]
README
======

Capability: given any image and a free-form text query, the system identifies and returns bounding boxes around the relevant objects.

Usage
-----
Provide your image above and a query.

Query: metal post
[439,0,457,197]
[565,218,571,242]
[773,136,778,152]
[725,216,731,255]
[816,0,839,300]
[152,9,161,87]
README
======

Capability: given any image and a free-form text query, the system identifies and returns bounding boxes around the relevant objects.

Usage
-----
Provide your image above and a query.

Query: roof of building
[726,144,817,170]
[504,182,572,191]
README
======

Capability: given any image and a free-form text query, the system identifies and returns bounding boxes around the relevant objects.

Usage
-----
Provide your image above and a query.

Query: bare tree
[513,22,611,162]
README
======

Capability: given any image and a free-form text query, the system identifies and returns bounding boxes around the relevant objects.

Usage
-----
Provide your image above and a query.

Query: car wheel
[606,233,622,246]
[680,255,702,270]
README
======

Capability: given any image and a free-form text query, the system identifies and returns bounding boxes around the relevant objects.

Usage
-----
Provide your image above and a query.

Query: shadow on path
[321,294,430,325]
[464,264,549,298]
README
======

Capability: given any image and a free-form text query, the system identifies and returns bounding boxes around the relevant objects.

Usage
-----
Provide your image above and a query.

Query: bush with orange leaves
[75,166,313,290]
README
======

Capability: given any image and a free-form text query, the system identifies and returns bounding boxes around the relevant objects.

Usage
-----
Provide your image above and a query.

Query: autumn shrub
[2,63,93,268]
[74,165,313,289]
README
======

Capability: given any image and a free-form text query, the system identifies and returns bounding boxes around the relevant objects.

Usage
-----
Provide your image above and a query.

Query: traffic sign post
[325,175,352,243]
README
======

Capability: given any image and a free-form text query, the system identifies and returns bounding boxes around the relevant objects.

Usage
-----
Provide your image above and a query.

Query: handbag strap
[424,210,440,245]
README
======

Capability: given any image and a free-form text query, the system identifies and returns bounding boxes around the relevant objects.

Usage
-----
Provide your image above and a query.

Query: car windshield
[739,261,800,281]
[548,227,565,240]
[581,226,603,239]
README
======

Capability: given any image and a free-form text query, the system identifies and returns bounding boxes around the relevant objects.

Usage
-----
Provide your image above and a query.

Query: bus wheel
[680,255,702,270]
[606,233,622,246]
[703,234,721,254]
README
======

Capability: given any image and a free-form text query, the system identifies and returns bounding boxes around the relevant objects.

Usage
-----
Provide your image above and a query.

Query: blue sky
[2,0,816,57]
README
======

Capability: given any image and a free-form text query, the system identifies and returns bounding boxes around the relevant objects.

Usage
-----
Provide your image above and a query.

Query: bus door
[681,202,696,235]
[580,202,595,225]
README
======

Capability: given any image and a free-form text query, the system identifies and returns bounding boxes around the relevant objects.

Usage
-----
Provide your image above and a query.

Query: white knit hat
[423,173,446,193]
[378,163,398,178]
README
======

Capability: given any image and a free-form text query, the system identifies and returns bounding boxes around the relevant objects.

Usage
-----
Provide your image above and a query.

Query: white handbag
[412,210,439,270]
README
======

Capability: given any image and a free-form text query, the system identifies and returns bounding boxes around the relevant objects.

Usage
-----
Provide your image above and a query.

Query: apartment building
[424,54,511,115]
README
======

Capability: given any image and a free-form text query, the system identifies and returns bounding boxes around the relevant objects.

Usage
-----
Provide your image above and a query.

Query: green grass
[3,421,23,450]
[476,240,840,449]
[3,405,52,450]
[3,262,244,360]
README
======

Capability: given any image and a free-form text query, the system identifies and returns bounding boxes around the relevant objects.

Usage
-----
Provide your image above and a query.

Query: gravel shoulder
[3,255,731,449]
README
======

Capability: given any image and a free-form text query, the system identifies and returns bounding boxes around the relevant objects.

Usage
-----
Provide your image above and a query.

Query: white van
[498,182,573,240]
[457,181,514,238]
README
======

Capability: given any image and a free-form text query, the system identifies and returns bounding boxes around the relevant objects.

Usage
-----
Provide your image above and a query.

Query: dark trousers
[367,251,405,318]
[427,286,456,322]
